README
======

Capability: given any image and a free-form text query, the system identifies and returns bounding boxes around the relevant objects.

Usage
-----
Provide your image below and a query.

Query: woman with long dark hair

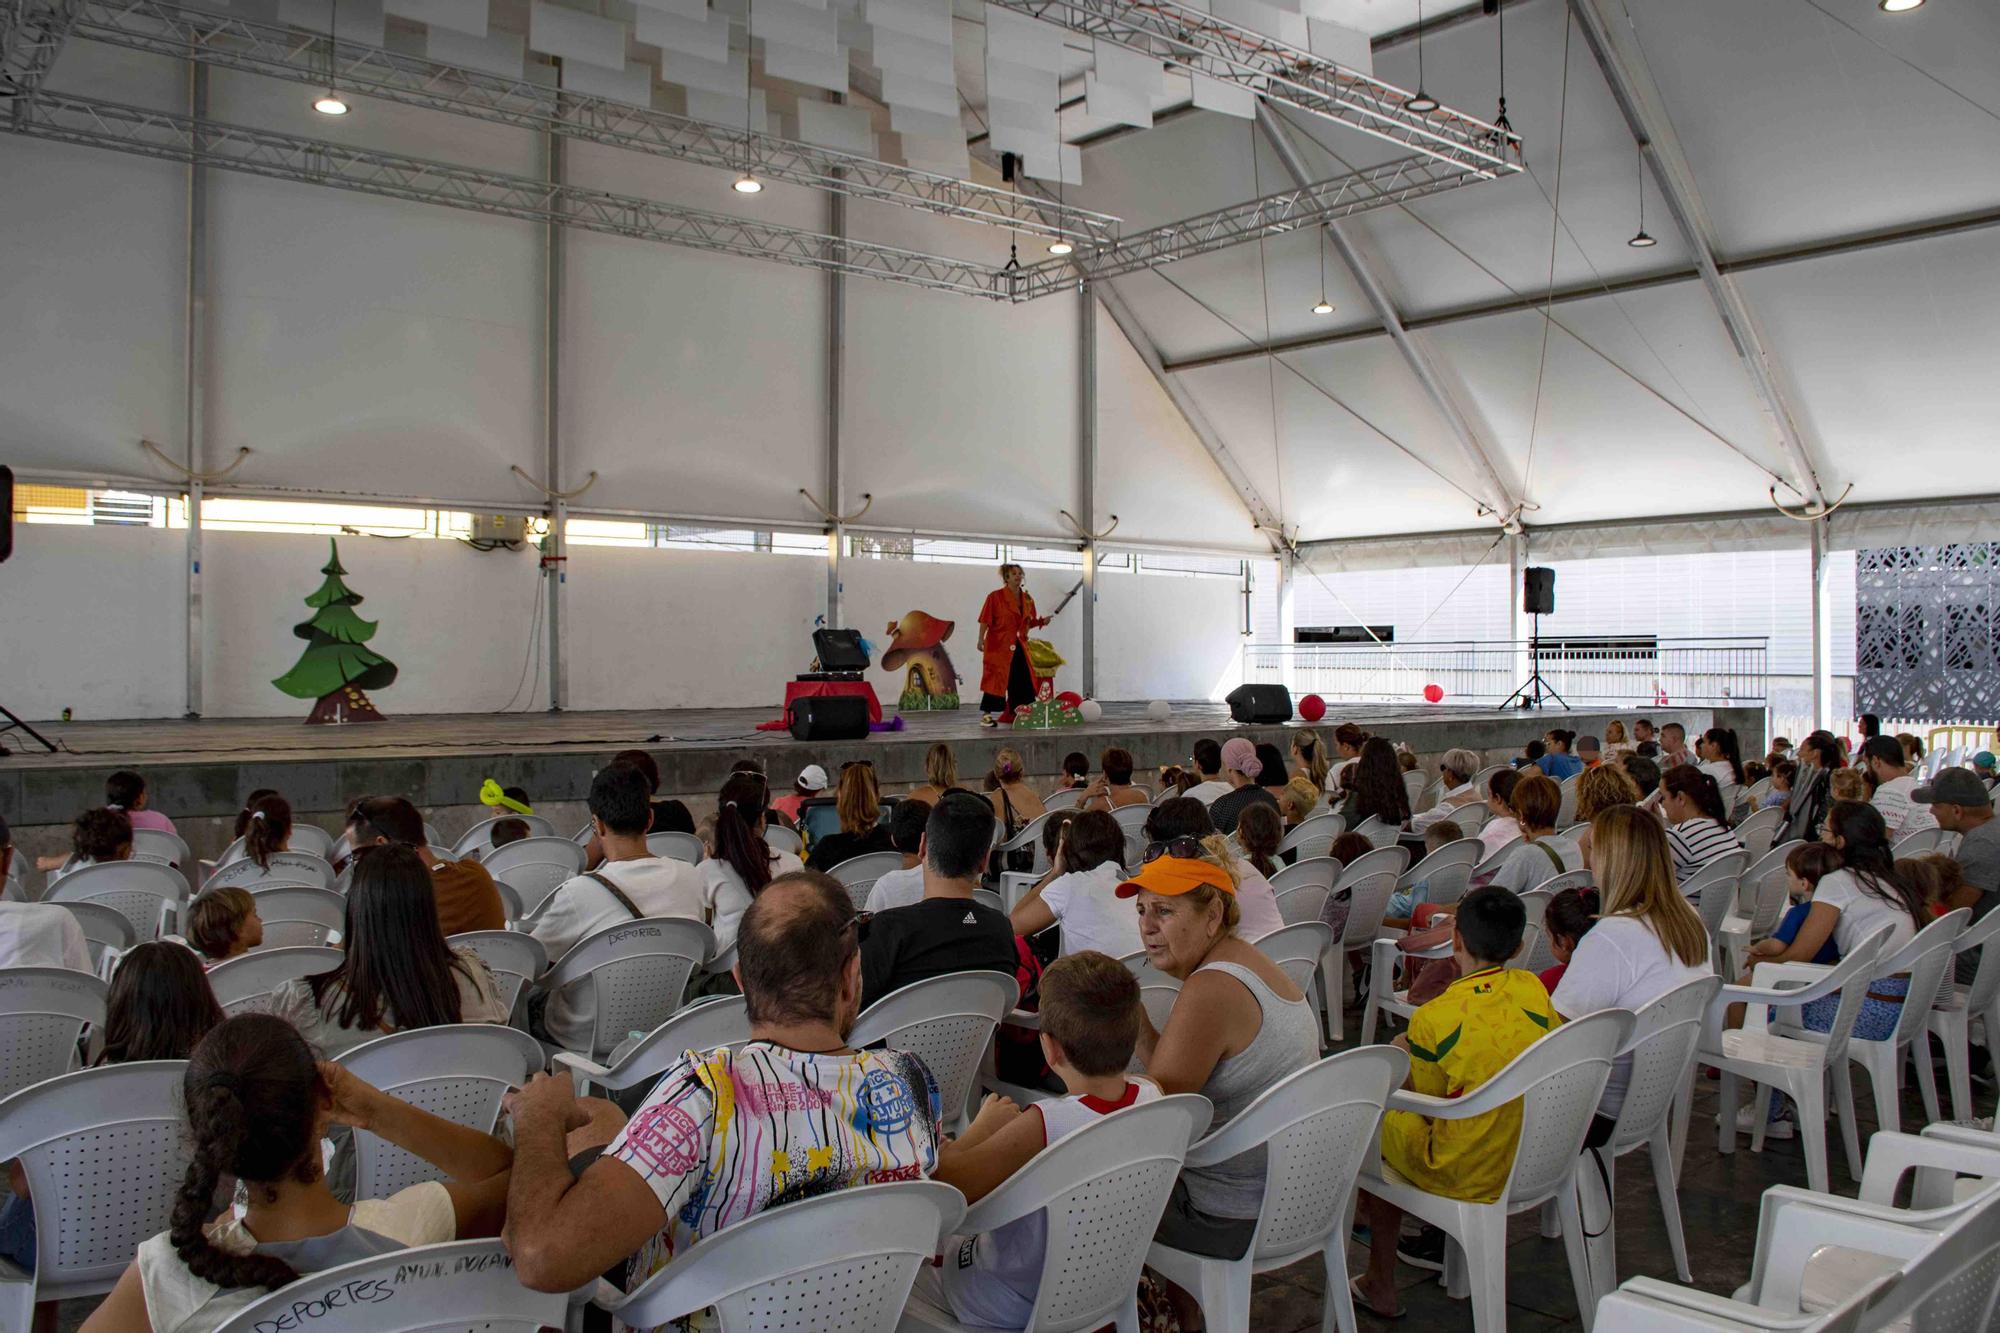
[1660,766,1741,890]
[1777,729,1844,844]
[98,942,226,1065]
[1698,727,1744,788]
[700,770,805,954]
[240,793,293,871]
[79,1014,513,1333]
[232,790,279,842]
[1336,737,1412,830]
[269,844,508,1058]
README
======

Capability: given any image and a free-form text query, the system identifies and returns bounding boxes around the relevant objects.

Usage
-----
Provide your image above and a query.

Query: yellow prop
[479,778,532,815]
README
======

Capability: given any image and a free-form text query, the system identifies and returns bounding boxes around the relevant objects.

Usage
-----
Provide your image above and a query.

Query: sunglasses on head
[1141,835,1204,864]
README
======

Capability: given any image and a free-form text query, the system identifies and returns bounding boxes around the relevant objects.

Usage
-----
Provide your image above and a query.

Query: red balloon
[1056,691,1084,710]
[1298,694,1326,723]
[1423,684,1445,704]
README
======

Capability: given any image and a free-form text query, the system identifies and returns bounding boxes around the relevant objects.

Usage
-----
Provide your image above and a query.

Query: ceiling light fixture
[733,173,763,193]
[731,4,761,196]
[1047,239,1073,255]
[1626,144,1655,247]
[315,0,347,115]
[1404,0,1439,114]
[1878,0,1925,12]
[314,92,350,115]
[1311,226,1334,315]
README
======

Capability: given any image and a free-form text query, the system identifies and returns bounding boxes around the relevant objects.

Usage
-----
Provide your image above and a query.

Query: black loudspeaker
[1225,683,1293,725]
[812,627,870,672]
[788,695,871,742]
[0,466,12,564]
[1523,566,1555,616]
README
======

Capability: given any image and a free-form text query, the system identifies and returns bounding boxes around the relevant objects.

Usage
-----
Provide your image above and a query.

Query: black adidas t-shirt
[859,896,1017,1009]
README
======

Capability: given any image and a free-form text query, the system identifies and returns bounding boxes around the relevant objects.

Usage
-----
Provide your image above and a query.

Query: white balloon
[1078,699,1104,723]
[1147,699,1172,722]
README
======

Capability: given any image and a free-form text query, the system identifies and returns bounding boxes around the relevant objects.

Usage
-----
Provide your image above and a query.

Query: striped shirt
[1666,817,1742,890]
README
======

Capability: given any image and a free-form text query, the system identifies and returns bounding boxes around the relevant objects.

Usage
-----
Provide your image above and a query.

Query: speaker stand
[0,704,58,754]
[1499,615,1569,712]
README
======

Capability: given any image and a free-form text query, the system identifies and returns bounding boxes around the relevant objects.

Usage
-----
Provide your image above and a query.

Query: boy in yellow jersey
[1353,885,1557,1319]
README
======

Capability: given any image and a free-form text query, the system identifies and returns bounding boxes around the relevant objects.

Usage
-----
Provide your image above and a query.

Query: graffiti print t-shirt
[604,1039,944,1328]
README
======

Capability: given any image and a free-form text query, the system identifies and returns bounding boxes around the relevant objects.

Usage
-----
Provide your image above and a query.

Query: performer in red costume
[976,563,1049,728]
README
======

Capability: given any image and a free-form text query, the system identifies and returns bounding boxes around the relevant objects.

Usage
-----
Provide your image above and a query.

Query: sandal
[1349,1275,1405,1320]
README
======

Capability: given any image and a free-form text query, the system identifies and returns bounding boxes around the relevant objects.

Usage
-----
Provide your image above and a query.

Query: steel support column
[182,60,207,718]
[1078,280,1097,698]
[825,186,846,630]
[1811,517,1833,732]
[543,129,566,712]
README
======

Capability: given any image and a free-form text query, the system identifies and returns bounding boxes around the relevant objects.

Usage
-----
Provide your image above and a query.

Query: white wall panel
[0,524,186,720]
[1094,569,1244,700]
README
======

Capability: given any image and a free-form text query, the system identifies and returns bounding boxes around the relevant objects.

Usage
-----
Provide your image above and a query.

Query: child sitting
[185,887,265,966]
[1355,886,1554,1318]
[925,951,1161,1328]
[1538,886,1600,992]
[1762,759,1797,810]
[1918,853,1966,919]
[1747,842,1842,968]
[40,806,134,877]
[1830,767,1869,804]
[488,817,532,849]
[105,770,177,836]
[1384,820,1467,928]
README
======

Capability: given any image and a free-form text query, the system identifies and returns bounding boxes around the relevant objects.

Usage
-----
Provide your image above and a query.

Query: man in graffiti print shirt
[504,871,947,1330]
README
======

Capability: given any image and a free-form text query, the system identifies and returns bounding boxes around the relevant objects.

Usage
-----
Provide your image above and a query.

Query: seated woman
[1480,773,1568,893]
[986,747,1047,829]
[1411,748,1485,834]
[1050,751,1091,798]
[1477,769,1524,855]
[1659,767,1743,891]
[906,743,959,808]
[270,844,510,1060]
[1572,763,1644,871]
[1290,728,1330,792]
[1337,738,1411,833]
[79,1014,514,1333]
[1121,841,1317,1268]
[1080,747,1149,812]
[808,762,896,869]
[699,770,804,956]
[1010,811,1139,960]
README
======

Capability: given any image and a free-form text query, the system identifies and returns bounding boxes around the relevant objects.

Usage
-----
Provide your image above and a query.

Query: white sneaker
[1730,1103,1794,1139]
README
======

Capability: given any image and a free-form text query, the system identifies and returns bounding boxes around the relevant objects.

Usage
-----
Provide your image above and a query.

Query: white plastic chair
[1558,773,1582,828]
[1042,786,1087,812]
[0,1060,190,1331]
[850,969,1017,1133]
[221,825,337,865]
[553,994,752,1097]
[1256,920,1335,1006]
[1451,799,1492,832]
[1110,804,1153,839]
[1736,806,1785,863]
[1361,931,1448,1047]
[1332,845,1410,893]
[1595,1271,1893,1331]
[451,813,557,859]
[336,1024,547,1198]
[1696,923,1895,1194]
[0,967,108,1101]
[1360,1008,1635,1333]
[764,823,804,856]
[205,944,343,1017]
[994,811,1056,877]
[449,929,549,1015]
[246,883,346,948]
[1350,815,1401,849]
[487,859,577,919]
[1894,827,1950,858]
[1325,870,1398,1043]
[43,860,186,941]
[645,830,706,864]
[595,1181,964,1331]
[1396,838,1483,915]
[206,851,336,891]
[1272,880,1330,928]
[212,1239,570,1333]
[54,900,136,971]
[827,849,907,908]
[1147,1047,1408,1333]
[481,834,587,878]
[129,827,189,867]
[1472,834,1522,879]
[532,915,716,1059]
[1686,851,1749,962]
[1720,841,1801,981]
[1269,856,1340,899]
[1516,888,1559,976]
[1279,811,1345,856]
[1926,907,2000,1121]
[901,1093,1211,1333]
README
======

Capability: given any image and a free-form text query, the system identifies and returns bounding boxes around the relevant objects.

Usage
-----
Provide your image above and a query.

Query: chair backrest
[825,850,906,909]
[986,1095,1210,1333]
[607,1182,966,1331]
[591,995,753,1094]
[205,851,336,892]
[1954,909,2000,1018]
[1893,827,1949,858]
[1396,837,1482,891]
[212,1240,571,1333]
[1471,764,1512,792]
[129,828,190,867]
[1139,982,1180,1035]
[1852,1183,2000,1333]
[1336,871,1401,950]
[451,813,558,859]
[1799,925,1898,1069]
[55,901,137,969]
[1493,1008,1635,1206]
[849,970,1018,1128]
[1111,804,1152,835]
[1717,782,1744,823]
[1041,786,1087,812]
[336,1025,548,1198]
[247,884,346,948]
[1689,851,1749,934]
[1272,881,1330,927]
[1516,889,1558,974]
[1736,806,1784,863]
[448,929,548,1014]
[645,830,706,865]
[491,860,574,918]
[1609,976,1722,1150]
[763,823,804,855]
[1269,856,1340,896]
[1255,921,1335,994]
[1557,774,1581,828]
[0,967,108,1101]
[205,945,345,1017]
[44,860,186,941]
[541,916,716,1057]
[480,835,586,877]
[1334,845,1410,892]
[1740,838,1804,914]
[1877,908,1971,1049]
[1538,869,1595,899]
[0,1060,189,1296]
[1279,812,1346,855]
[1452,799,1492,832]
[1474,834,1523,875]
[1351,815,1401,849]
[997,810,1055,868]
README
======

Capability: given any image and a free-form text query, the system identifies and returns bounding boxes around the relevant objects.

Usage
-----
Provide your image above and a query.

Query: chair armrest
[1599,1279,1809,1330]
[1386,1089,1461,1117]
[1923,1123,2000,1149]
[1748,1191,1935,1313]
[1858,1129,2000,1206]
[551,1050,612,1095]
[1004,1008,1041,1030]
[1751,961,1834,988]
[704,945,738,976]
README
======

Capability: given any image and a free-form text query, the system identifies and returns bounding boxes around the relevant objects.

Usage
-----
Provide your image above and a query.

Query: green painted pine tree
[272,538,398,723]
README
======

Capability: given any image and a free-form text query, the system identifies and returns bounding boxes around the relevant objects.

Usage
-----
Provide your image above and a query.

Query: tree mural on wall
[272,538,399,724]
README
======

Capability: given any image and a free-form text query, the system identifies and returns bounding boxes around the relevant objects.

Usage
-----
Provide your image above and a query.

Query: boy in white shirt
[922,951,1161,1327]
[864,798,933,914]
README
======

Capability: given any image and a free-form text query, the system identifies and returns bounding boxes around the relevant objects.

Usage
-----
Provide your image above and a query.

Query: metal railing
[1239,637,1769,708]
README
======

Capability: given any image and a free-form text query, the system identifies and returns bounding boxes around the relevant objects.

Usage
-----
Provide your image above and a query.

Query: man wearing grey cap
[1915,768,1999,992]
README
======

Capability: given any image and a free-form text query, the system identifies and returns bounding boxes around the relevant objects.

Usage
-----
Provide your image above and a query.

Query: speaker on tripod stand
[1501,566,1568,711]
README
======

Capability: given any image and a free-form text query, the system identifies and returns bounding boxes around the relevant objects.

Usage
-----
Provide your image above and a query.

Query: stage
[0,699,1764,868]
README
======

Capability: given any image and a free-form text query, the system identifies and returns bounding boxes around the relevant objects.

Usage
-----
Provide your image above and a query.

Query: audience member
[1278,775,1322,826]
[1633,718,1657,750]
[503,873,950,1298]
[1518,739,1546,770]
[699,770,804,956]
[907,743,958,807]
[1603,720,1632,758]
[0,815,92,973]
[1973,751,1997,787]
[1207,738,1279,836]
[1338,737,1413,832]
[57,806,134,878]
[1081,747,1149,812]
[1537,730,1584,781]
[1743,759,1770,788]
[1770,736,1795,760]
[1055,750,1091,794]
[1749,842,1843,966]
[1538,886,1599,992]
[1477,769,1523,855]
[922,952,1161,1325]
[1329,722,1368,790]
[239,793,292,870]
[1831,767,1870,804]
[1764,759,1798,809]
[1396,746,1426,810]
[344,796,505,938]
[104,770,176,835]
[1917,854,1967,918]
[530,766,705,1052]
[1011,810,1138,960]
[1897,731,1925,766]
[184,887,263,966]
[1146,798,1283,940]
[1576,734,1603,769]
[1411,749,1486,834]
[1659,767,1742,891]
[985,747,1047,839]
[1121,841,1315,1271]
[80,1014,513,1333]
[272,844,509,1059]
[97,941,227,1066]
[488,816,531,848]
[1234,803,1284,881]
[1573,763,1644,871]
[1183,739,1232,805]
[1861,735,1939,838]
[1252,742,1291,797]
[608,750,696,836]
[863,797,933,913]
[1657,722,1693,770]
[771,763,828,824]
[1482,773,1568,893]
[1914,769,1999,982]
[1620,752,1662,802]
[811,762,896,867]
[1291,729,1331,791]
[860,790,1016,1007]
[1354,887,1552,1316]
[1697,727,1745,788]
[232,791,279,843]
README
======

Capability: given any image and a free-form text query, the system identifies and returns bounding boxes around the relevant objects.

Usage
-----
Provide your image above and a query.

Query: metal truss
[59,0,1123,245]
[986,0,1522,179]
[1005,150,1488,298]
[13,92,1024,298]
[2,0,82,97]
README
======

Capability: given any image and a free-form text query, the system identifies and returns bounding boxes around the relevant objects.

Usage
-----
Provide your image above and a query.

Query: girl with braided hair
[79,1012,514,1333]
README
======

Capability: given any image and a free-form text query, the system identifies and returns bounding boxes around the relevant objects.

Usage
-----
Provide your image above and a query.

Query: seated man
[504,871,958,1302]
[1354,886,1554,1318]
[859,789,1017,1009]
[864,797,933,914]
[921,950,1161,1326]
[529,765,706,1052]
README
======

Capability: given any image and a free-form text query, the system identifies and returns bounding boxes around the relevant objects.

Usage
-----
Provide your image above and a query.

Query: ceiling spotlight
[732,173,763,194]
[1403,89,1439,114]
[1878,0,1924,11]
[1627,229,1657,248]
[1403,0,1439,115]
[1312,297,1334,315]
[313,92,349,115]
[1047,239,1074,256]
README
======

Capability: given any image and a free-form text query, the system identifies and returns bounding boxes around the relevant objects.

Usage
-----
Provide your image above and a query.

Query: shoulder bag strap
[583,870,646,920]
